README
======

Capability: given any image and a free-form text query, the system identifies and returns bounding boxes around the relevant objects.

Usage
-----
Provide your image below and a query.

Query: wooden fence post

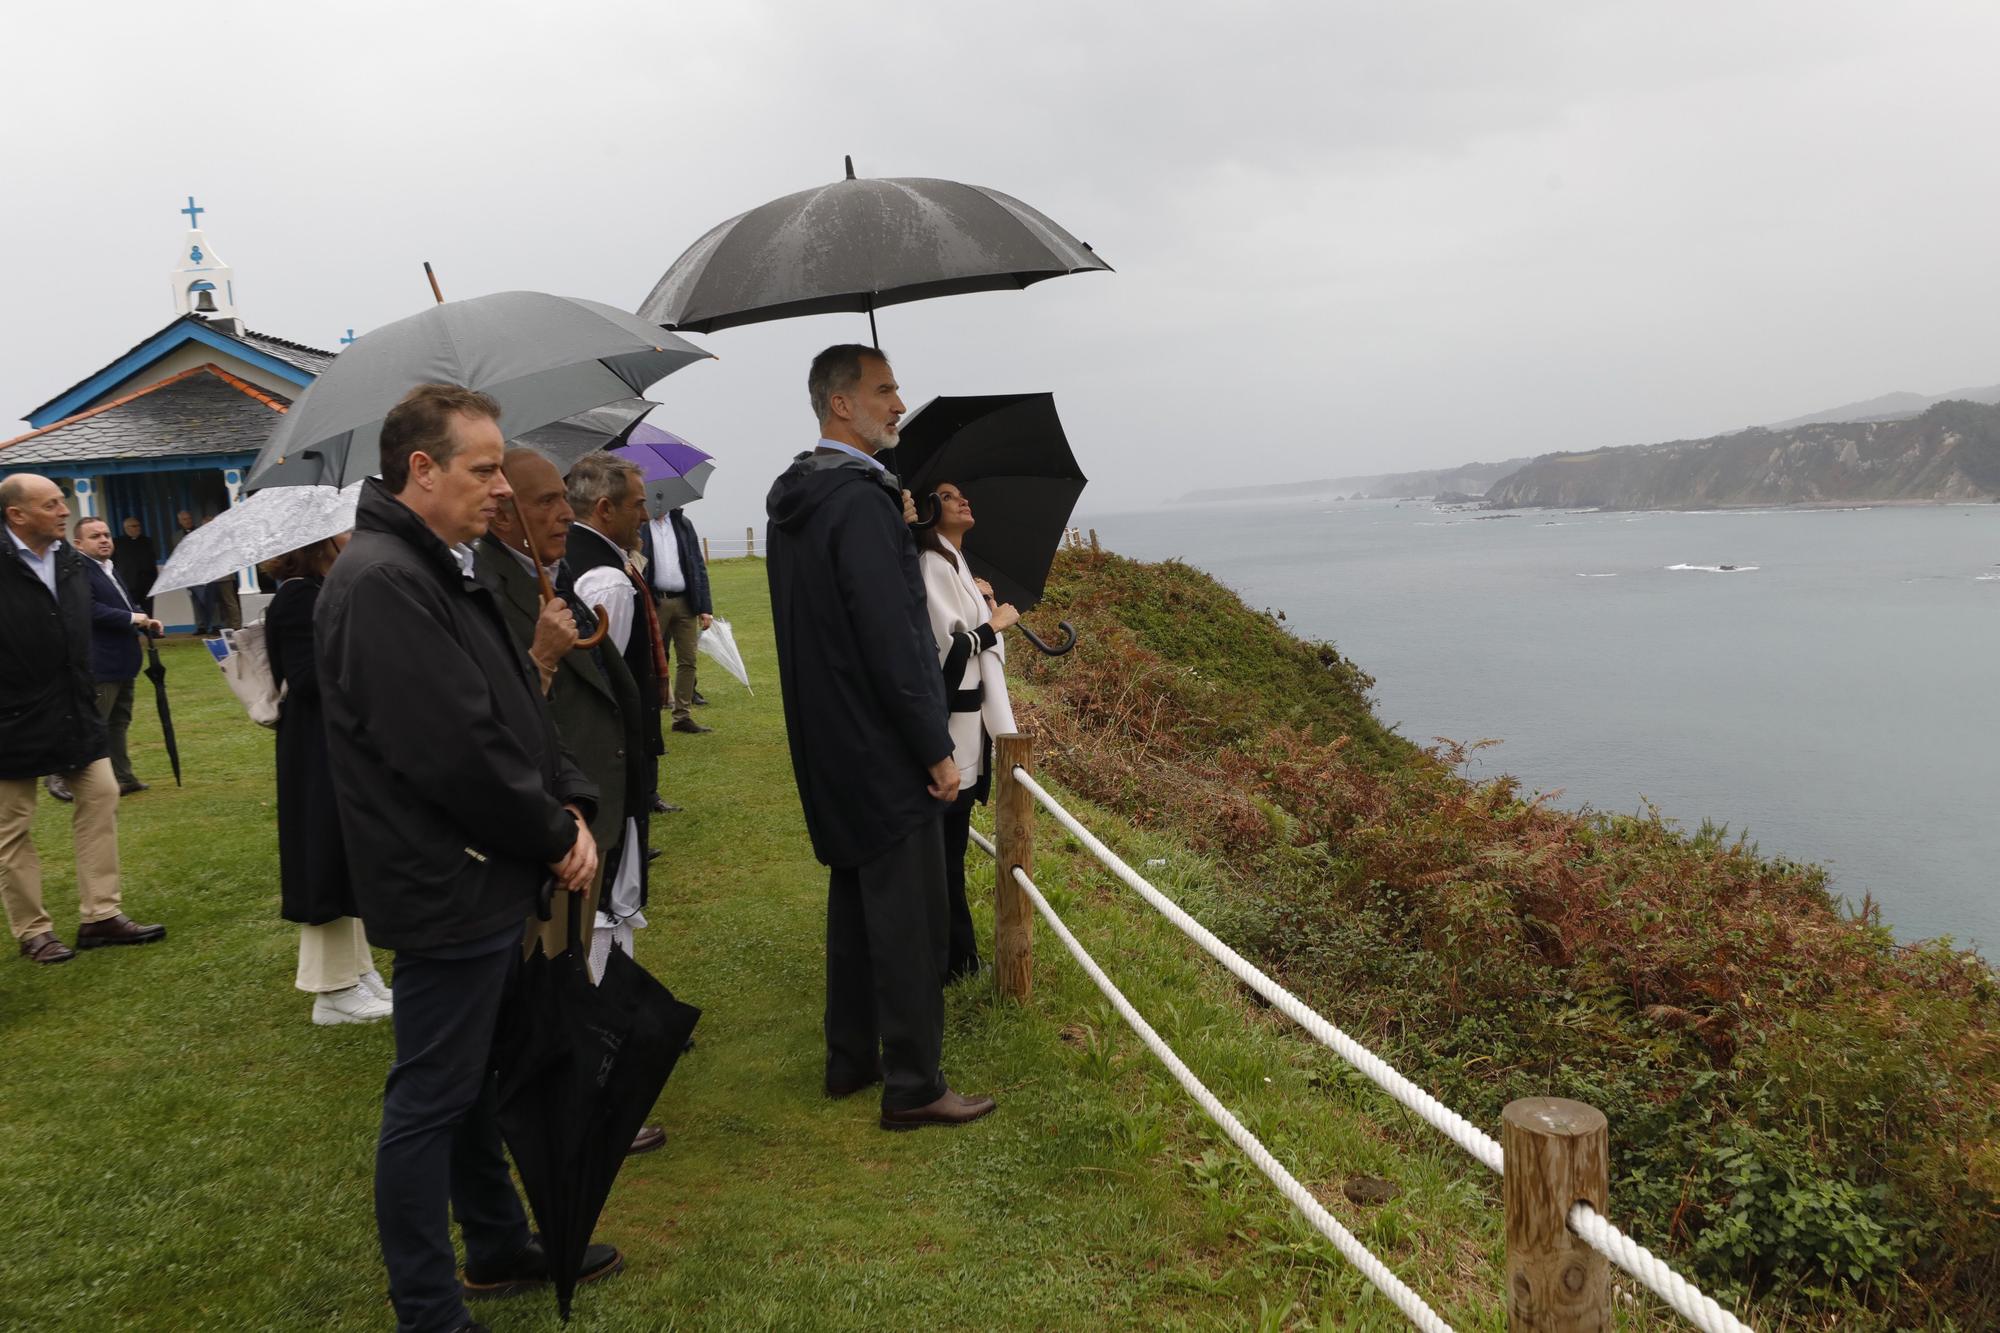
[745,525,755,558]
[702,536,711,563]
[1503,1098,1610,1332]
[992,733,1034,1001]
[1088,528,1100,552]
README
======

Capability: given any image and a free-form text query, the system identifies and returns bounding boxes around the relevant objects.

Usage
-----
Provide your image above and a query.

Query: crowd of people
[0,340,1018,1332]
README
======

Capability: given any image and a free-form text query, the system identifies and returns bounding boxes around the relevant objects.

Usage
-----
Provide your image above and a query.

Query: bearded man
[764,344,995,1132]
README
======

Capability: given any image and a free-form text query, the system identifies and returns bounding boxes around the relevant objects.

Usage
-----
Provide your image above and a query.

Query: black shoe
[671,718,712,735]
[118,780,149,796]
[463,1235,623,1301]
[44,775,72,803]
[692,690,709,706]
[650,794,682,815]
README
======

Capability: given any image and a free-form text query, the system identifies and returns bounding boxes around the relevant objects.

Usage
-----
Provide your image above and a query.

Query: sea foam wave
[1666,563,1760,573]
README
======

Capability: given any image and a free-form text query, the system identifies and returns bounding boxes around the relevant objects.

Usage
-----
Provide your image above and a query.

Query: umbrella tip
[844,154,856,180]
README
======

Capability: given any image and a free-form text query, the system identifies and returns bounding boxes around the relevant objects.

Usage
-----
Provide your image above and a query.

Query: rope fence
[975,734,1754,1333]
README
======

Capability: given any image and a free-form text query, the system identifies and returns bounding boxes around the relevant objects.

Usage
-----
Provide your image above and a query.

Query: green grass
[0,558,1514,1331]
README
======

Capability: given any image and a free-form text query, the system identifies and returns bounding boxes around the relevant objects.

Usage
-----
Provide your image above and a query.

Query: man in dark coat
[477,447,664,1158]
[0,474,166,965]
[112,515,158,616]
[640,505,714,735]
[766,344,996,1131]
[73,516,161,795]
[171,510,217,634]
[315,386,622,1332]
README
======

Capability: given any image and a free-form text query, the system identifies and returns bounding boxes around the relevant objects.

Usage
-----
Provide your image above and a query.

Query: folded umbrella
[888,393,1087,649]
[245,292,711,489]
[638,157,1111,343]
[695,617,750,693]
[612,424,714,513]
[142,640,182,786]
[495,893,700,1321]
[152,483,362,595]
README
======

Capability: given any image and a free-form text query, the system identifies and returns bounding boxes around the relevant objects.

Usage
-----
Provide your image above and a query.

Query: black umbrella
[495,893,700,1320]
[887,393,1086,653]
[638,157,1111,343]
[142,639,181,786]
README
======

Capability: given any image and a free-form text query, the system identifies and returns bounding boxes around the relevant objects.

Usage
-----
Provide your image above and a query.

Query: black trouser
[93,679,136,787]
[941,790,980,981]
[377,937,531,1333]
[825,817,948,1112]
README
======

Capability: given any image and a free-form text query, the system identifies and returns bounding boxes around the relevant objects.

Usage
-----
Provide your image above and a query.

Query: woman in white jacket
[916,483,1019,981]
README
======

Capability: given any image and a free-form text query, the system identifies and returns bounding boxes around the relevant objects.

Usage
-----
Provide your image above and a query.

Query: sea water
[1083,499,1999,950]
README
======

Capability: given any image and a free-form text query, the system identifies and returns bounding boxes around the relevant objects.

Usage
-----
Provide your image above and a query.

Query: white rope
[1569,1204,1752,1333]
[1009,768,1506,1174]
[1010,863,1456,1333]
[1003,768,1755,1333]
[969,826,996,857]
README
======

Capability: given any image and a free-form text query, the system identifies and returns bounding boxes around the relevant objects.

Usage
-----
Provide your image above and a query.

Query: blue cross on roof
[181,195,204,227]
[340,328,357,346]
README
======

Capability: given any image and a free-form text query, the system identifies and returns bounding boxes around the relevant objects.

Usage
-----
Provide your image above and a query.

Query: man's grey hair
[808,343,887,423]
[565,450,644,515]
[0,474,43,514]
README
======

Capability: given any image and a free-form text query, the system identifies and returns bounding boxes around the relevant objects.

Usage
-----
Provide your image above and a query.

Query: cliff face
[1486,399,2000,509]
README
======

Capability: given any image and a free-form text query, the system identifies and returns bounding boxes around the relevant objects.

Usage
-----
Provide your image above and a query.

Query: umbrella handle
[574,605,609,650]
[908,490,942,530]
[1019,620,1078,656]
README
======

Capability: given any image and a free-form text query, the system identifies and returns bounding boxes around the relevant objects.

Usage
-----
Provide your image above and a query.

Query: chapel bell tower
[170,195,241,334]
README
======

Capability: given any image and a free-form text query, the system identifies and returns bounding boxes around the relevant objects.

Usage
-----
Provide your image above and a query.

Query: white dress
[919,541,1016,786]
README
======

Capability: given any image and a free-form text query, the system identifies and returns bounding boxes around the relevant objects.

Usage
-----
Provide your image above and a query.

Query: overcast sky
[6,1,1999,531]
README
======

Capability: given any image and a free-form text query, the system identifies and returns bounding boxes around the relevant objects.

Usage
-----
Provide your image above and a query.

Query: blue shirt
[816,437,886,472]
[7,526,60,597]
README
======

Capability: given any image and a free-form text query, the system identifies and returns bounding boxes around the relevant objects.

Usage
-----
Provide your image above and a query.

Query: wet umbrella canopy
[638,159,1111,339]
[495,896,700,1320]
[244,292,711,490]
[887,392,1089,612]
[613,424,714,513]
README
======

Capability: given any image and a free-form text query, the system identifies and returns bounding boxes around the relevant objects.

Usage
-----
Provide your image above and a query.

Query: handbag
[204,619,286,728]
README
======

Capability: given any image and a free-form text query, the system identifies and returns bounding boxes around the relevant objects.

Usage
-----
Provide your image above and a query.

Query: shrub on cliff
[1017,546,2000,1329]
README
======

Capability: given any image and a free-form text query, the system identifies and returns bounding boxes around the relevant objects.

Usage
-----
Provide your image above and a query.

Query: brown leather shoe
[880,1087,997,1131]
[627,1125,666,1156]
[19,932,75,964]
[74,914,166,949]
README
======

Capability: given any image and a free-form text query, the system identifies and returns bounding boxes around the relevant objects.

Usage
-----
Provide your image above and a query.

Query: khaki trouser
[0,759,122,942]
[296,915,373,993]
[654,592,701,722]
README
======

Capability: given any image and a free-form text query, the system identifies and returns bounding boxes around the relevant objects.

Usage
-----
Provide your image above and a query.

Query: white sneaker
[357,969,393,1003]
[312,984,393,1026]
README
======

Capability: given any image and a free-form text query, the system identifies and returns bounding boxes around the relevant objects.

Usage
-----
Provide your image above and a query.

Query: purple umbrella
[614,424,715,512]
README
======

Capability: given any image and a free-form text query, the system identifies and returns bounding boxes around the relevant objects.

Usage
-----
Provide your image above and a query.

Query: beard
[857,415,900,451]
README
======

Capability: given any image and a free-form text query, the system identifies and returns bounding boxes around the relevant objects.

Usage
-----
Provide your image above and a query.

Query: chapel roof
[0,363,288,468]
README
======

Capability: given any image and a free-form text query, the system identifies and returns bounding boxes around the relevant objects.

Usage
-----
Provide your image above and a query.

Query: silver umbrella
[245,292,711,489]
[152,482,362,594]
[638,157,1111,342]
[510,397,659,469]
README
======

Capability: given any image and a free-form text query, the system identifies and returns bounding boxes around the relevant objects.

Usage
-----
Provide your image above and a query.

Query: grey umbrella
[245,292,711,489]
[637,157,1111,341]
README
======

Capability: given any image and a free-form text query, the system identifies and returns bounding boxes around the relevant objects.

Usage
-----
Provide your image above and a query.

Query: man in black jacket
[112,515,158,616]
[74,516,162,794]
[0,475,166,964]
[766,344,996,1132]
[316,385,619,1332]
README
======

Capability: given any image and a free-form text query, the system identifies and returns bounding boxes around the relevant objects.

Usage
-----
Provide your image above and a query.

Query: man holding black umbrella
[766,344,996,1131]
[315,385,622,1331]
